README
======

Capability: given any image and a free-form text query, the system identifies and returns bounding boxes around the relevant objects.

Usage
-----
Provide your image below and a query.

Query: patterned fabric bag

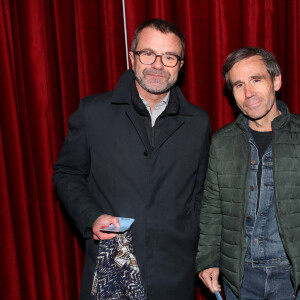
[91,231,146,300]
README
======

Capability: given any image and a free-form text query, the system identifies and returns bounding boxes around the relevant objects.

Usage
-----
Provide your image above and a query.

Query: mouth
[146,73,165,78]
[143,69,168,78]
[245,99,261,109]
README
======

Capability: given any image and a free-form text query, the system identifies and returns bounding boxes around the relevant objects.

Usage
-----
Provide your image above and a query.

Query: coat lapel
[110,70,152,152]
[125,106,152,152]
[152,87,192,155]
[152,116,185,156]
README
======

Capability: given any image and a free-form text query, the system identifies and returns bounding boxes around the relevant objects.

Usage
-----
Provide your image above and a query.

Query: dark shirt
[249,128,272,213]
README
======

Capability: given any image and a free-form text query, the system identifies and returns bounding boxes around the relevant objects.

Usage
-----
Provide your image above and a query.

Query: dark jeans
[224,263,299,300]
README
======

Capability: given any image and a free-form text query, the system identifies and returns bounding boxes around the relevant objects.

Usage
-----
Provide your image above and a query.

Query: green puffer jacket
[196,101,300,297]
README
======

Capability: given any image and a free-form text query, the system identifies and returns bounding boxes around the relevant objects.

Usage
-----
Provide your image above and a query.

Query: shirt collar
[139,92,170,108]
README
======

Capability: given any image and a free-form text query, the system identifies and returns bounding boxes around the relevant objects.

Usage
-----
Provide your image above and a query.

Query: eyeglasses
[133,50,183,67]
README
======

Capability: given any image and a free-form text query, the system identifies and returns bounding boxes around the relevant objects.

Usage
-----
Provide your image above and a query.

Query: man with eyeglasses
[53,18,211,300]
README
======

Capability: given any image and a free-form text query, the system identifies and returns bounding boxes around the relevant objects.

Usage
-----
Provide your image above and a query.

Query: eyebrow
[231,75,266,87]
[137,48,180,56]
[138,48,154,52]
[232,80,243,88]
[250,75,265,80]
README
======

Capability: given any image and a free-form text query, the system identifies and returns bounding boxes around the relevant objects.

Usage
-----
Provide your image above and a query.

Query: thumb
[112,217,120,228]
[210,269,221,292]
[212,278,221,292]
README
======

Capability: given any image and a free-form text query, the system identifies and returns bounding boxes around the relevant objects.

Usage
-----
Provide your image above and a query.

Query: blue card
[215,291,223,300]
[100,217,135,233]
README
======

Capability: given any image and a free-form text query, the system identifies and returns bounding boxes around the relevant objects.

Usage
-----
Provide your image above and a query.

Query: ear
[274,74,282,91]
[129,51,135,69]
[179,59,184,69]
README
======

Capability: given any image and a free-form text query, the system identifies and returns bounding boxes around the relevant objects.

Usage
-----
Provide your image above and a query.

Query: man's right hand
[198,268,221,293]
[92,214,120,240]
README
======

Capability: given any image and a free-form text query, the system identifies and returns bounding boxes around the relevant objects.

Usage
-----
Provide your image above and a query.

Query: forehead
[136,27,182,54]
[229,55,269,80]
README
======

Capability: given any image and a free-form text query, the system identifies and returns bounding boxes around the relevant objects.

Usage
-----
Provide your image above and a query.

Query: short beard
[135,77,175,95]
[134,68,178,95]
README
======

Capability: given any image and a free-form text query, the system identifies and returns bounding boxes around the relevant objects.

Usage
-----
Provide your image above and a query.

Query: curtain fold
[1,1,299,299]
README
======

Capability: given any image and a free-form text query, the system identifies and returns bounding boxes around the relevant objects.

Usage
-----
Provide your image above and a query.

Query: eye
[234,83,243,89]
[144,51,154,57]
[251,77,263,84]
[164,54,176,61]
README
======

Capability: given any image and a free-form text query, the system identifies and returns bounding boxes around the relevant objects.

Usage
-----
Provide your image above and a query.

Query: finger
[199,274,206,285]
[199,274,209,289]
[211,273,221,292]
[93,229,114,240]
[112,217,120,228]
[201,278,209,288]
[93,234,100,240]
[202,274,215,293]
[98,232,117,240]
[206,281,215,293]
[212,282,221,292]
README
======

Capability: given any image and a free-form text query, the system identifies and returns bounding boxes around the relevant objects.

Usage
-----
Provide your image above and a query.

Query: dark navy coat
[53,70,211,300]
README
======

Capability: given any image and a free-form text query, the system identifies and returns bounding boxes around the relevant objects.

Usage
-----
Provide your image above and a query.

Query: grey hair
[223,47,281,90]
[131,18,185,58]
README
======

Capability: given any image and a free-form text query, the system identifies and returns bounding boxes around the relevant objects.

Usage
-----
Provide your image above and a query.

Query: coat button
[144,150,148,156]
[250,186,255,191]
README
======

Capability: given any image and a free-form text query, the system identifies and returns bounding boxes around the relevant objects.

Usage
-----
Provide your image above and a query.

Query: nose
[151,55,164,69]
[244,83,254,98]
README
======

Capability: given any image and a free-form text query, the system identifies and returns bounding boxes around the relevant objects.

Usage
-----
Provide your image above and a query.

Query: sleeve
[195,136,222,272]
[53,99,103,238]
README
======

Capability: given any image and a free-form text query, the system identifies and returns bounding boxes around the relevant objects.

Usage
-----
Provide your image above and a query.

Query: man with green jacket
[196,47,300,299]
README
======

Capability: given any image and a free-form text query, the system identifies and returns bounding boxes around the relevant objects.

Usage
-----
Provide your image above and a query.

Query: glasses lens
[137,51,179,67]
[139,52,155,64]
[162,54,178,67]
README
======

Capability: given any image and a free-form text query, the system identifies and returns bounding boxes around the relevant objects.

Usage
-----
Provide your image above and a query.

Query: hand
[199,268,221,293]
[92,214,120,240]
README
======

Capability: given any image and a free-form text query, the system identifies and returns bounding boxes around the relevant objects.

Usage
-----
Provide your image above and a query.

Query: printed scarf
[91,231,146,300]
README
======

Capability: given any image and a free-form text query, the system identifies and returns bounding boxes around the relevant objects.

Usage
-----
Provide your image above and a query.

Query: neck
[135,82,168,112]
[248,109,281,132]
[248,121,272,132]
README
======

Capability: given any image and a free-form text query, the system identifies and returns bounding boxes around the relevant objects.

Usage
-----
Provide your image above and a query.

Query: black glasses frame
[133,50,183,67]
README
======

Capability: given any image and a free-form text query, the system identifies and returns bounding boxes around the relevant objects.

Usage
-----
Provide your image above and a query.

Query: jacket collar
[271,100,290,129]
[110,69,193,116]
[235,100,290,131]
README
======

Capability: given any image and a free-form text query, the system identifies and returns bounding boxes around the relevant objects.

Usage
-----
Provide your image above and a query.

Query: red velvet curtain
[1,0,299,299]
